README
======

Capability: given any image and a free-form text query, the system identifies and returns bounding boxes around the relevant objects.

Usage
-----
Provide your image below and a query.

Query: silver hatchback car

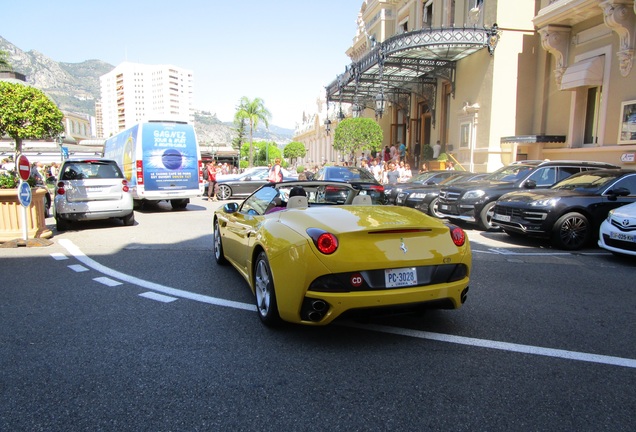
[53,159,134,231]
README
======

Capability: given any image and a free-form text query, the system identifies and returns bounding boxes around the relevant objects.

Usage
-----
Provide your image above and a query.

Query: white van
[103,120,204,209]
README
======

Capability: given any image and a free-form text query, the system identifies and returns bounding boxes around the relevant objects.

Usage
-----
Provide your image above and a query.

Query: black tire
[551,212,591,250]
[213,219,228,265]
[217,184,232,200]
[170,199,188,209]
[428,197,443,218]
[121,212,135,226]
[477,201,497,231]
[254,251,281,326]
[56,216,70,231]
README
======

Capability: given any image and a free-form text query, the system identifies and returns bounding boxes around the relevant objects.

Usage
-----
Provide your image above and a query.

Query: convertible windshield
[551,172,618,191]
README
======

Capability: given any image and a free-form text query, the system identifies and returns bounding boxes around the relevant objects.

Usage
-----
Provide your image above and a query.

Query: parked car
[436,160,620,230]
[215,168,295,200]
[598,201,636,257]
[312,166,385,204]
[384,170,458,204]
[492,169,636,250]
[213,180,471,326]
[395,172,488,217]
[53,158,135,231]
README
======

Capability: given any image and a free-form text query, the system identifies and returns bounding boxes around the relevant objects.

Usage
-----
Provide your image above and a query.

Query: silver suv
[53,159,134,231]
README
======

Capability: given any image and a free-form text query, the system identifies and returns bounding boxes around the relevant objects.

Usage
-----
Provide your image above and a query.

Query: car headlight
[463,190,485,199]
[606,209,615,222]
[529,197,560,207]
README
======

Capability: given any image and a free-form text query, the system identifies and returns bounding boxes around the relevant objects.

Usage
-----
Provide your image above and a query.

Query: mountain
[0,36,293,145]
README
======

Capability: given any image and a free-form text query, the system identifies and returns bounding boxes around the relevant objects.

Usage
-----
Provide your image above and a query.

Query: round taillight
[307,228,338,255]
[316,233,338,254]
[122,179,129,192]
[56,181,65,195]
[449,226,466,247]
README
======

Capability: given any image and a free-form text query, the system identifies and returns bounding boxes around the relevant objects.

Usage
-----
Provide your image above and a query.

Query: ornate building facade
[294,0,636,171]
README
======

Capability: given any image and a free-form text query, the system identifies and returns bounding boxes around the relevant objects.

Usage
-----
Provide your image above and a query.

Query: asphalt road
[1,197,635,431]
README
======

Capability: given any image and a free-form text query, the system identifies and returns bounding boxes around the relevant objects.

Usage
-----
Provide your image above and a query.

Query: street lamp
[324,118,332,134]
[375,90,386,119]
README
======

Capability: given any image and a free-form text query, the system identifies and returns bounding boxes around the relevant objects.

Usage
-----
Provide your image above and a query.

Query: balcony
[534,0,602,28]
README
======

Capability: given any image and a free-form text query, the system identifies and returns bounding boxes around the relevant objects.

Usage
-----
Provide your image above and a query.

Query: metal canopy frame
[326,26,499,113]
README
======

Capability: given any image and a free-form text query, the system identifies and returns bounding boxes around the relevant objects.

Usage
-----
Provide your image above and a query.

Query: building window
[460,122,471,148]
[423,0,433,28]
[584,86,601,145]
[443,0,455,27]
[466,0,484,27]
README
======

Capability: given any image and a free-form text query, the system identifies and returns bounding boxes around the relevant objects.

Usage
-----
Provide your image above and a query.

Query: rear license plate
[610,231,636,242]
[385,267,418,288]
[493,213,511,222]
[86,187,103,193]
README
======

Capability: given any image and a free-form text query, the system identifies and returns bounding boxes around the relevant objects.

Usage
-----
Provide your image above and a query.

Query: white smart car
[598,201,636,257]
[53,158,134,231]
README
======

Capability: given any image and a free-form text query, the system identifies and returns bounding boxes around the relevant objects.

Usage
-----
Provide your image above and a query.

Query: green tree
[333,117,383,158]
[257,142,281,164]
[232,116,246,151]
[234,97,271,167]
[0,82,64,154]
[283,141,306,166]
[0,50,12,71]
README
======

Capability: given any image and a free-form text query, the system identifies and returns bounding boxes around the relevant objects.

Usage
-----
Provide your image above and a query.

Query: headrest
[287,195,308,209]
[352,195,372,205]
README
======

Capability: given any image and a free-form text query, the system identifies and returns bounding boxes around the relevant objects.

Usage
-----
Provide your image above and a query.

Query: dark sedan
[395,172,488,217]
[384,170,460,204]
[215,169,295,200]
[312,166,385,204]
[492,169,636,250]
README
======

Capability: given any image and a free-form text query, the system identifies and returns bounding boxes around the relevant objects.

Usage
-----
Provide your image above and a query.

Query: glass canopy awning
[325,25,499,111]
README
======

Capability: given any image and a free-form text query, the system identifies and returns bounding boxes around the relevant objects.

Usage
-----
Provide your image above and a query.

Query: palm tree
[234,97,271,167]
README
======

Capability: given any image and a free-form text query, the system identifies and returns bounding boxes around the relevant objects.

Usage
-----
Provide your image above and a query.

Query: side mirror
[606,187,630,201]
[243,176,252,181]
[224,202,239,213]
[524,179,537,189]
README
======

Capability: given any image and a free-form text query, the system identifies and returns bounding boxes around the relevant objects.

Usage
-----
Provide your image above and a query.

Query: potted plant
[437,152,449,170]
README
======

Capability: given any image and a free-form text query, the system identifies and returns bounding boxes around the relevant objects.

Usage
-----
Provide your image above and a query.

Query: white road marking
[68,264,89,272]
[57,239,254,312]
[139,292,178,303]
[50,253,68,260]
[57,239,636,369]
[94,277,123,287]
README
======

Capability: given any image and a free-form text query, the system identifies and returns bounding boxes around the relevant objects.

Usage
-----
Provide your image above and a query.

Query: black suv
[436,160,620,230]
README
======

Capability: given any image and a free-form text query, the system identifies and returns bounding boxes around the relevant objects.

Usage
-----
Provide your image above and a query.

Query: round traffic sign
[18,180,32,207]
[17,154,30,181]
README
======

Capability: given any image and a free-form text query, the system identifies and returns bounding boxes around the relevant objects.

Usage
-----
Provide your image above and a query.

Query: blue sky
[1,1,363,129]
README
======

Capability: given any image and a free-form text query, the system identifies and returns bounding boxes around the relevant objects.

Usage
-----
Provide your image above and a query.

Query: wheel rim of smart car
[255,259,271,316]
[559,215,589,248]
[218,185,231,200]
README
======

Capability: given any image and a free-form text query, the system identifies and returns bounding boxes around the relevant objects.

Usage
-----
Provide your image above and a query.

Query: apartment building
[99,62,194,138]
[297,0,636,171]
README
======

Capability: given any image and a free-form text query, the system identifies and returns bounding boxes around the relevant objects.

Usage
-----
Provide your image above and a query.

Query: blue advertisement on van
[141,122,199,191]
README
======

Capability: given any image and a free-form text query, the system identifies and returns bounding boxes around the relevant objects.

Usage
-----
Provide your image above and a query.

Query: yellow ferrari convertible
[213,181,472,326]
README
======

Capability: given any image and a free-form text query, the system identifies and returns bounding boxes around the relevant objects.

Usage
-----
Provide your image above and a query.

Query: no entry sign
[17,154,30,181]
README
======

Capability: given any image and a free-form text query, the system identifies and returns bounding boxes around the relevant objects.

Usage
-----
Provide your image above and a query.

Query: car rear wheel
[213,219,228,265]
[254,251,281,326]
[477,201,497,231]
[55,216,70,231]
[217,185,232,200]
[551,212,591,250]
[121,212,135,226]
